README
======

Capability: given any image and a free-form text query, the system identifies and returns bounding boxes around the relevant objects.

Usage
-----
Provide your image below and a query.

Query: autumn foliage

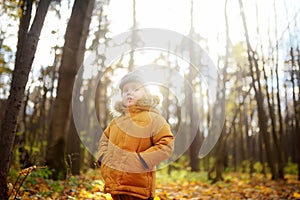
[7,167,300,200]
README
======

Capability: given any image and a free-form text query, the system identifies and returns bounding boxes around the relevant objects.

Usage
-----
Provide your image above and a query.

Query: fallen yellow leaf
[105,193,113,200]
[293,192,300,199]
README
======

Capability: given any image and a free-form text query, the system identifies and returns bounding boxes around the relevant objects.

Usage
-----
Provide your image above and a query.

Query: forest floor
[7,167,300,200]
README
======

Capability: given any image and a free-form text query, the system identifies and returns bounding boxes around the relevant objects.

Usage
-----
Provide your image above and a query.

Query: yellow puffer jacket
[97,96,174,199]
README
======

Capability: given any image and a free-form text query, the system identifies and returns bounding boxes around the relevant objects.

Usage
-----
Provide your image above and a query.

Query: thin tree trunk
[66,113,82,175]
[243,96,253,176]
[290,47,300,180]
[187,0,201,171]
[210,127,228,183]
[128,0,137,70]
[273,0,285,179]
[240,110,246,173]
[295,46,300,180]
[233,123,237,172]
[189,129,201,171]
[239,0,277,179]
[40,78,48,158]
[0,0,51,198]
[249,134,254,177]
[209,0,229,181]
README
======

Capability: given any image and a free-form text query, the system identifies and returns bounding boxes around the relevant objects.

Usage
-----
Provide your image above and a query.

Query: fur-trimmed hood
[114,94,160,115]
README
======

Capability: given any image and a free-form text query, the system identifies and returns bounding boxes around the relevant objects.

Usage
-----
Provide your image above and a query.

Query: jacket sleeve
[138,116,174,169]
[96,124,110,166]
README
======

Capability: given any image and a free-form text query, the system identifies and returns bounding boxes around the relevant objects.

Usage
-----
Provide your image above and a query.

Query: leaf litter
[7,168,300,200]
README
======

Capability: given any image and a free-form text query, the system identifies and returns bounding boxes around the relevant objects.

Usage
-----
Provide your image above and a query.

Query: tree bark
[296,46,300,180]
[46,0,95,180]
[66,64,84,175]
[66,115,82,175]
[290,47,300,180]
[238,0,277,179]
[271,0,285,179]
[0,0,51,198]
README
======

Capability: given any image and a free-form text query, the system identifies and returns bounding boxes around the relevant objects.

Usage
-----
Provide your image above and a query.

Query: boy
[97,70,174,200]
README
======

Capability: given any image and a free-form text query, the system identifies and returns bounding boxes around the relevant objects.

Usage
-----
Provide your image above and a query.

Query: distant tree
[0,0,51,198]
[289,46,300,180]
[272,1,285,179]
[238,0,279,179]
[208,0,229,182]
[187,0,201,172]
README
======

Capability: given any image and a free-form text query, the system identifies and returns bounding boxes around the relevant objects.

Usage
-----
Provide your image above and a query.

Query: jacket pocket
[137,153,149,170]
[97,154,104,167]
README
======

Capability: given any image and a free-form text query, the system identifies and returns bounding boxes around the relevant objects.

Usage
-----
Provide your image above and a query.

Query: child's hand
[123,152,147,173]
[95,155,104,167]
[97,158,101,167]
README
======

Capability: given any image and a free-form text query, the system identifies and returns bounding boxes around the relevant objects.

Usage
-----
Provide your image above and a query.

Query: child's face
[122,82,146,107]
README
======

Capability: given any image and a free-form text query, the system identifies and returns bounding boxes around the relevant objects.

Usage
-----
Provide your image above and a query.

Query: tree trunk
[128,0,137,70]
[233,123,237,172]
[46,0,95,180]
[240,111,246,173]
[290,47,300,180]
[209,0,229,181]
[239,0,277,179]
[186,0,202,171]
[273,1,285,180]
[258,128,266,176]
[0,0,51,198]
[296,46,300,180]
[189,129,201,171]
[66,64,84,175]
[66,115,82,175]
[209,126,228,183]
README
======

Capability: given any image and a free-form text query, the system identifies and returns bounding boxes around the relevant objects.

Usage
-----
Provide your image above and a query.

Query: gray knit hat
[118,70,144,90]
